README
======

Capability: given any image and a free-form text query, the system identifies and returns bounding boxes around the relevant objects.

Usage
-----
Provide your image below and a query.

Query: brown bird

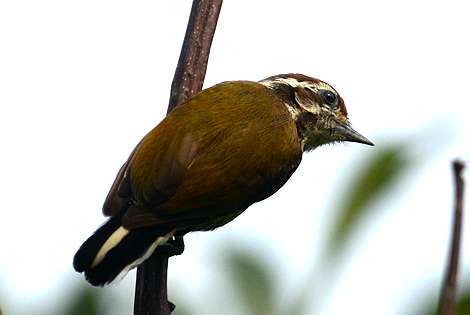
[73,73,373,286]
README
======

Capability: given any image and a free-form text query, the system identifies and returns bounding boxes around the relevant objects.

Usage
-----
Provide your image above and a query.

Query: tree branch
[134,1,223,314]
[439,160,465,315]
[168,0,224,112]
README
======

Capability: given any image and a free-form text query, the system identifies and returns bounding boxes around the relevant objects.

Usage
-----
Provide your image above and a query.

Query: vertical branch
[134,253,172,315]
[134,1,223,315]
[168,0,224,111]
[439,160,465,315]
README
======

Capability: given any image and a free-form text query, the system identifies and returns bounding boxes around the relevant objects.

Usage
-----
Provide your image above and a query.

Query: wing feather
[104,81,302,230]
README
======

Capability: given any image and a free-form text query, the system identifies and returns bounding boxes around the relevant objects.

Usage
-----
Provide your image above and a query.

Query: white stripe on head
[260,76,335,94]
[260,75,340,121]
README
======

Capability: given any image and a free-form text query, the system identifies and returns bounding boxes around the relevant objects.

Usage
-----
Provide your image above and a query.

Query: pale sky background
[1,1,470,315]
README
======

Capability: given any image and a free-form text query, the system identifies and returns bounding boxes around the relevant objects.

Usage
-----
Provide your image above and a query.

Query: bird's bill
[334,122,374,146]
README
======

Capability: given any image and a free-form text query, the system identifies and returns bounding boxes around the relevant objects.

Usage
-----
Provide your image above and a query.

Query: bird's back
[123,81,302,230]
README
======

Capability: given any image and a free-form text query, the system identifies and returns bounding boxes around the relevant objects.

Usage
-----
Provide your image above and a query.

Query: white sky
[1,1,469,314]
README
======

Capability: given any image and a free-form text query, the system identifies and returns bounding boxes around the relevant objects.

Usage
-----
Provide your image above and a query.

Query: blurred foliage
[172,304,193,315]
[419,287,470,315]
[224,249,277,315]
[326,143,412,257]
[3,140,462,315]
[55,286,103,315]
[451,290,470,315]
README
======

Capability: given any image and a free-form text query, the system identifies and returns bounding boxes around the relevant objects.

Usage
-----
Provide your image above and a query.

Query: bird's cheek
[315,114,336,131]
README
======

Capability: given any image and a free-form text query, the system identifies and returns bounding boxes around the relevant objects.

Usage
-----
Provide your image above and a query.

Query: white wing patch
[110,230,176,284]
[92,226,130,267]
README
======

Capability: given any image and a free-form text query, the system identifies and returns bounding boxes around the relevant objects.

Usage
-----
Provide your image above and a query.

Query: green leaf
[326,143,411,257]
[224,249,277,315]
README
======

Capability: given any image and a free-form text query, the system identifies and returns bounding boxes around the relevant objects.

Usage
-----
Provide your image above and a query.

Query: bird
[73,73,373,286]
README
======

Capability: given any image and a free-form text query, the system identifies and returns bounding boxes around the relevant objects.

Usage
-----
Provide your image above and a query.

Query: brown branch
[134,252,173,315]
[439,160,465,315]
[134,1,223,315]
[168,0,224,112]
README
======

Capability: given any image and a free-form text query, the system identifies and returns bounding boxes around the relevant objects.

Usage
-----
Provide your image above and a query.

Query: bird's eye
[320,90,338,107]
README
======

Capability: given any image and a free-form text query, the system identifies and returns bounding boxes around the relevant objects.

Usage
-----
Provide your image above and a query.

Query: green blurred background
[40,144,470,315]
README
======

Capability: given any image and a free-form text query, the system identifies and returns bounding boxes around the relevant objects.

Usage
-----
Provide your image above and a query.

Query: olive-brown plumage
[73,74,372,286]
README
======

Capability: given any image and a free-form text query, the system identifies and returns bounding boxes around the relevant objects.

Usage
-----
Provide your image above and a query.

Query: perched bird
[73,73,373,286]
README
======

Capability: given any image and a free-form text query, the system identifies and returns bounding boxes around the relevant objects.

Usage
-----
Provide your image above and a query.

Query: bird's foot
[157,236,185,257]
[168,301,176,313]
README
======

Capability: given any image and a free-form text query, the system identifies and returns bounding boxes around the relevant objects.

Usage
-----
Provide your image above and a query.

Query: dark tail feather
[73,212,124,274]
[73,214,172,286]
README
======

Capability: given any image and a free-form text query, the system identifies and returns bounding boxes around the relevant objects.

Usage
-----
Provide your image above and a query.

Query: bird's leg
[154,236,184,313]
[157,235,185,257]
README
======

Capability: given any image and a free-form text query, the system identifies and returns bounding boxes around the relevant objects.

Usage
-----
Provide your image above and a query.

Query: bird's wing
[102,117,199,218]
[104,82,301,230]
[102,142,140,216]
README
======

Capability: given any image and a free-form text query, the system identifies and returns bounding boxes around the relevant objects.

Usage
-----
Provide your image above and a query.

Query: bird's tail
[73,212,174,286]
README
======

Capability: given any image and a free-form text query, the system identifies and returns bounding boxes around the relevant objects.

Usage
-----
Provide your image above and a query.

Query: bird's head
[260,73,373,151]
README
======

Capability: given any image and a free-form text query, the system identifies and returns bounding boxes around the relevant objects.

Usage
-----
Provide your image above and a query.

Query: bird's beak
[334,122,374,146]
